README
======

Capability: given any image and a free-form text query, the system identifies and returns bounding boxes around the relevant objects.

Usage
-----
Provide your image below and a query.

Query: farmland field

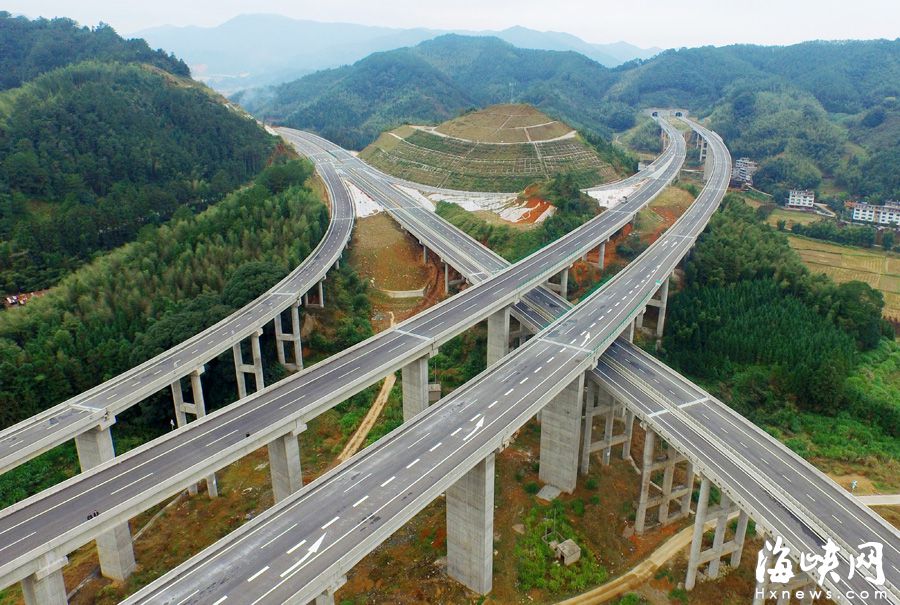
[788,236,900,318]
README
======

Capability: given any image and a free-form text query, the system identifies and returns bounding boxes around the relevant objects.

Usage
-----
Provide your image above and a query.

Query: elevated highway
[0,119,683,603]
[121,114,729,605]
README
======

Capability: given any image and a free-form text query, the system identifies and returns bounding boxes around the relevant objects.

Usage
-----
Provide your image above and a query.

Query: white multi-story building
[787,189,816,208]
[846,201,900,226]
[732,157,758,186]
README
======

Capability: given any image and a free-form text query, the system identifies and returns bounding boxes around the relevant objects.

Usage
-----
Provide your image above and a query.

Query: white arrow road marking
[280,533,326,578]
[463,417,484,442]
[582,332,591,346]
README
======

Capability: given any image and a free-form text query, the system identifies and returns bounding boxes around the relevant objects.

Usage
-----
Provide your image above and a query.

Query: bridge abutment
[446,453,495,594]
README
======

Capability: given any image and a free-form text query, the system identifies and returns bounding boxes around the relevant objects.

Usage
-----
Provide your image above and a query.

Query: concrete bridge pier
[634,427,693,534]
[443,260,449,295]
[268,421,307,503]
[597,241,606,269]
[486,307,510,366]
[303,279,326,309]
[171,367,218,497]
[274,300,303,371]
[422,243,428,264]
[74,429,133,579]
[686,477,748,590]
[401,354,430,421]
[21,554,68,605]
[233,328,265,399]
[545,267,569,299]
[580,382,634,475]
[446,453,495,594]
[539,373,585,493]
[74,418,137,580]
[753,566,817,605]
[646,276,670,338]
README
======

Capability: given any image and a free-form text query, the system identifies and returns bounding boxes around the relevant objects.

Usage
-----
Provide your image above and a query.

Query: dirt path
[337,313,397,462]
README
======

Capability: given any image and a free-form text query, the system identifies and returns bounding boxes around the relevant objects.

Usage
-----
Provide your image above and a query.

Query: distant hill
[242,35,633,149]
[359,104,624,191]
[246,35,900,200]
[135,14,660,94]
[0,11,189,90]
[0,15,277,292]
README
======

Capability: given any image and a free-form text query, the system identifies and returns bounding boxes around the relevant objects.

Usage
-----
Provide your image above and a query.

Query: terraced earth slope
[359,104,620,192]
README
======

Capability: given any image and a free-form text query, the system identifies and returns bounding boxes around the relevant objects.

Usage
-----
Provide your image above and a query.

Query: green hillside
[0,15,278,292]
[246,35,900,200]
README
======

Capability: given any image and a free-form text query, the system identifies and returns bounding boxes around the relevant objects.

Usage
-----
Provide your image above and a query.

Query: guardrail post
[401,355,429,421]
[21,554,68,605]
[171,367,218,497]
[486,307,510,366]
[446,453,495,594]
[268,422,306,503]
[74,418,137,580]
[275,301,303,371]
[539,373,585,493]
[233,329,265,399]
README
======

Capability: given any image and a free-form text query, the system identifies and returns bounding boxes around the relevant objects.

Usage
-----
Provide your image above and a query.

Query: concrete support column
[444,262,449,295]
[658,445,677,524]
[622,410,635,460]
[402,355,429,421]
[539,373,585,493]
[559,267,569,299]
[422,244,427,264]
[656,278,669,338]
[634,427,656,535]
[579,380,596,475]
[275,301,303,372]
[233,329,265,399]
[730,511,750,568]
[74,420,137,580]
[268,422,306,503]
[707,491,732,578]
[171,367,217,497]
[318,280,325,307]
[597,241,606,269]
[447,454,495,595]
[635,308,645,329]
[601,399,616,465]
[685,478,711,590]
[21,555,68,605]
[486,307,510,366]
[274,301,303,372]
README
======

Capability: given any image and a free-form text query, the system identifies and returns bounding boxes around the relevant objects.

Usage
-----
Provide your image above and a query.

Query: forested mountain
[0,15,278,292]
[246,35,900,199]
[0,12,188,89]
[243,36,630,149]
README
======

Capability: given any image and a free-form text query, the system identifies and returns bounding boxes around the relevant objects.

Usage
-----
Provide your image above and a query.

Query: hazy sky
[5,0,899,48]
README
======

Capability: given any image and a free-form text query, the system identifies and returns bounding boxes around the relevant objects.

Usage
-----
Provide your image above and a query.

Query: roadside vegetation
[0,14,277,292]
[0,160,375,506]
[662,196,898,484]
